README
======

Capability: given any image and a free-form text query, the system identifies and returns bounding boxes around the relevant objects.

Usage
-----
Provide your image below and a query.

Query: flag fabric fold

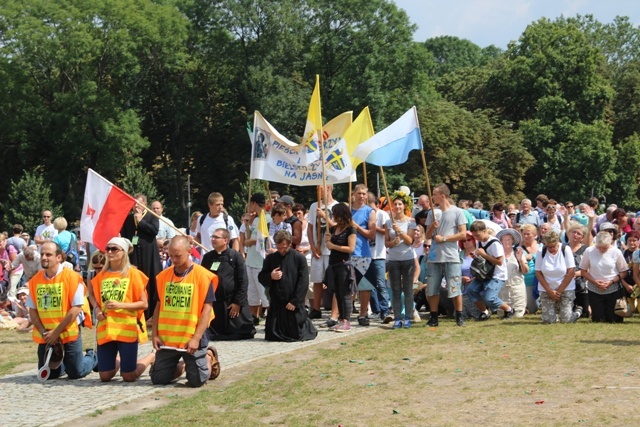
[80,169,136,251]
[301,74,323,164]
[352,106,422,167]
[343,106,375,168]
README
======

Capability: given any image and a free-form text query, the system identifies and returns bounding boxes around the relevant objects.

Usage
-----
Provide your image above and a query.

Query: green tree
[401,100,533,204]
[2,169,63,234]
[118,164,159,205]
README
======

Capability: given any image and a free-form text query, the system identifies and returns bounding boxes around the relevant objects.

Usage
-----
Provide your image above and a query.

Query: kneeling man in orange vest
[151,236,221,386]
[28,242,97,379]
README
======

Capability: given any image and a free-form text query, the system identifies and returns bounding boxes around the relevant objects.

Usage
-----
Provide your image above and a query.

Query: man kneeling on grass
[151,236,221,387]
[466,221,515,321]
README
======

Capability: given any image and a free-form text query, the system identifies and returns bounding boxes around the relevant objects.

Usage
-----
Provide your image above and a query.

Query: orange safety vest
[155,263,217,348]
[91,268,149,345]
[29,268,86,344]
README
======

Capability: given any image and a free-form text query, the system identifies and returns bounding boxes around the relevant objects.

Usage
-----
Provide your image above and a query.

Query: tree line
[1,0,639,233]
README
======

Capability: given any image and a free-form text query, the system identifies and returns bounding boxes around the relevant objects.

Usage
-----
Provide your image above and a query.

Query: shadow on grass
[579,339,640,346]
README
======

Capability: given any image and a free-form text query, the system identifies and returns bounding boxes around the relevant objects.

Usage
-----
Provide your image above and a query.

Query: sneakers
[334,320,351,332]
[426,315,439,327]
[455,312,465,327]
[403,319,412,328]
[308,309,322,319]
[477,312,491,321]
[321,318,339,329]
[413,311,422,323]
[393,320,403,329]
[382,314,394,324]
[357,317,370,327]
[502,307,515,320]
[253,316,260,326]
[571,306,583,323]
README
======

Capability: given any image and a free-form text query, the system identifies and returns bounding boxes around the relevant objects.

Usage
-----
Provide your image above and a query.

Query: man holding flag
[242,193,271,325]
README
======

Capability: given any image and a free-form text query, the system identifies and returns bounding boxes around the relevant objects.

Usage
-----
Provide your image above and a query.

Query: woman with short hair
[520,223,539,314]
[535,230,582,323]
[580,231,628,323]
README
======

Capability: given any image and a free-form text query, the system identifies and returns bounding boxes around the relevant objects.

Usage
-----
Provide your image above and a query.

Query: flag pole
[414,106,434,218]
[247,176,253,210]
[316,185,322,253]
[134,200,208,252]
[265,181,271,210]
[379,166,395,225]
[348,180,352,206]
[362,162,368,188]
[319,131,328,219]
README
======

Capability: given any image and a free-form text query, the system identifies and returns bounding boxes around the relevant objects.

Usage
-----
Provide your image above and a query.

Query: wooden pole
[362,162,368,188]
[247,177,253,210]
[265,181,271,210]
[134,200,208,252]
[348,180,352,206]
[316,185,322,251]
[419,148,434,214]
[379,166,395,225]
[319,132,328,219]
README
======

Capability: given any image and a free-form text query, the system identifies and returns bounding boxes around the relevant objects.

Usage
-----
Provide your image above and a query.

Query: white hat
[106,237,133,254]
[16,287,29,296]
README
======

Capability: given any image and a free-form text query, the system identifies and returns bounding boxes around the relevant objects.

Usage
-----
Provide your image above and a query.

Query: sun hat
[496,228,522,247]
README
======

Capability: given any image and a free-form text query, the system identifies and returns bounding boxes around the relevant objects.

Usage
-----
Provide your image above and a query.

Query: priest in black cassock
[201,227,256,340]
[258,230,317,342]
[120,194,163,320]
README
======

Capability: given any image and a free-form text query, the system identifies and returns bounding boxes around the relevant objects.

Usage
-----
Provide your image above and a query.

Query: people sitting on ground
[11,287,32,332]
[0,234,19,296]
[459,231,482,320]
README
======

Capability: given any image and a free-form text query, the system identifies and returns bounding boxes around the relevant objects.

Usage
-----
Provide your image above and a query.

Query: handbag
[614,282,632,317]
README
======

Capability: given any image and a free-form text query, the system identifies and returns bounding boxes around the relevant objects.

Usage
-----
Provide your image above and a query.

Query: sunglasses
[105,246,123,253]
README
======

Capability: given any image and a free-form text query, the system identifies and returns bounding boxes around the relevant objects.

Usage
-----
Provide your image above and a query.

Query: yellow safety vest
[91,268,149,345]
[155,264,216,348]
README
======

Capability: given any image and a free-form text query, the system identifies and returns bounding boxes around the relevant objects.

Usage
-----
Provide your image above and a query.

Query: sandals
[207,346,221,380]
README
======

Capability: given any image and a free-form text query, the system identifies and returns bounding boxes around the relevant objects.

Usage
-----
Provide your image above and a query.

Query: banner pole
[420,148,434,216]
[362,162,368,188]
[316,185,322,252]
[379,166,395,225]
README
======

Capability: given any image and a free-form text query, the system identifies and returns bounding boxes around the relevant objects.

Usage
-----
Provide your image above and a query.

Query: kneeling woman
[89,237,155,381]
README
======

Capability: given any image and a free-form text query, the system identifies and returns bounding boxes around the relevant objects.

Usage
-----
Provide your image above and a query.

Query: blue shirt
[351,205,373,257]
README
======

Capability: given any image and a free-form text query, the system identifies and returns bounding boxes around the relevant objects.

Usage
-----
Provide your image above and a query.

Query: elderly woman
[497,229,528,317]
[520,224,539,314]
[459,231,482,319]
[580,231,628,323]
[535,230,582,323]
[566,221,592,318]
[491,203,511,229]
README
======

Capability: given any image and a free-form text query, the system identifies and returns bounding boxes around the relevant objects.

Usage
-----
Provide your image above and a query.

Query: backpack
[470,239,498,280]
[65,233,79,267]
[199,212,231,248]
[541,243,568,259]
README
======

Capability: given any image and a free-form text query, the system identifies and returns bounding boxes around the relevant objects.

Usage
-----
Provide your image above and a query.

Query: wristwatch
[443,235,447,242]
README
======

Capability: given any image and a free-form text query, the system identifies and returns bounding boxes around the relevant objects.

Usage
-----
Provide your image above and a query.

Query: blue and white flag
[352,106,422,167]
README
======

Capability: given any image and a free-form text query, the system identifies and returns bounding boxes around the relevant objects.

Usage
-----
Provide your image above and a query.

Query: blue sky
[394,0,640,48]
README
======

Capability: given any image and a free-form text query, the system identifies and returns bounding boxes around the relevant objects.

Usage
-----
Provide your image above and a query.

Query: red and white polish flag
[80,169,136,251]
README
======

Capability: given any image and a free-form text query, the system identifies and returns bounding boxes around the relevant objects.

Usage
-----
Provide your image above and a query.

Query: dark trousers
[588,290,623,323]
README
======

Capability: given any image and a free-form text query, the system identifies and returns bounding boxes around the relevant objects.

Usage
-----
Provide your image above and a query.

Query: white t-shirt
[371,209,389,260]
[196,213,239,251]
[535,245,576,291]
[307,200,339,256]
[156,216,176,240]
[35,224,57,243]
[478,236,507,281]
[580,246,627,294]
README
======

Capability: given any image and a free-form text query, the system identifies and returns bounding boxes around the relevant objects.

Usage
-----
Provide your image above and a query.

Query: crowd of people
[2,185,638,386]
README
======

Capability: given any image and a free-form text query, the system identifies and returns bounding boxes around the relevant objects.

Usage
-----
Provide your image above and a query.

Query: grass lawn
[93,315,640,427]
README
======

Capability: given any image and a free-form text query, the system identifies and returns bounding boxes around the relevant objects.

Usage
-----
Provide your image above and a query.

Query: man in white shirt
[195,192,239,252]
[34,210,58,247]
[151,200,177,241]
